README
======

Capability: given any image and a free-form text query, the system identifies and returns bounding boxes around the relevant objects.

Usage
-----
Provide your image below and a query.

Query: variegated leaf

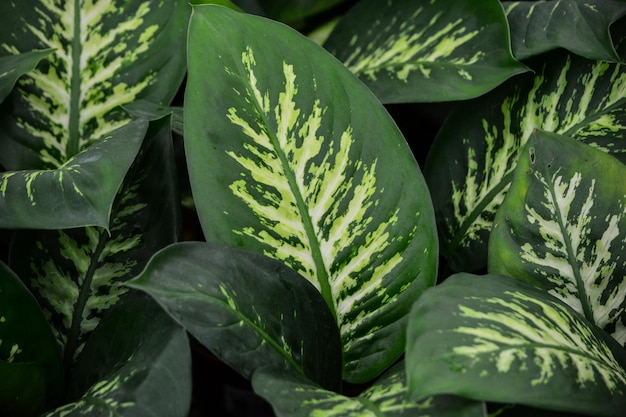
[0,49,52,105]
[406,273,626,417]
[424,40,626,272]
[9,117,180,365]
[324,0,527,103]
[0,0,188,171]
[0,119,146,230]
[185,5,438,383]
[129,241,342,391]
[503,0,626,62]
[252,362,485,417]
[44,297,191,417]
[0,260,63,415]
[489,131,626,346]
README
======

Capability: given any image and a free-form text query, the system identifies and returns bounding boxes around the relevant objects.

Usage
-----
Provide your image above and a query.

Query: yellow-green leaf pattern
[490,132,626,346]
[425,45,626,271]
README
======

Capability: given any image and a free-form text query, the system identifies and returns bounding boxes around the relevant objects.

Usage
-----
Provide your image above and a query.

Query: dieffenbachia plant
[0,0,190,414]
[424,21,626,271]
[323,0,528,103]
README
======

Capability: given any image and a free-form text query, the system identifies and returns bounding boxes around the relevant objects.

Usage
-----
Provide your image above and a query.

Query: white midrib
[68,0,82,158]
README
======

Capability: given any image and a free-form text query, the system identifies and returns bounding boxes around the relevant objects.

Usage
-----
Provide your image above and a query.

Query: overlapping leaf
[184,5,437,383]
[9,117,180,365]
[252,362,485,417]
[0,260,63,416]
[424,41,626,272]
[0,0,188,171]
[0,49,52,105]
[129,241,342,391]
[324,0,527,103]
[489,132,626,345]
[503,0,626,62]
[44,297,191,417]
[406,273,626,417]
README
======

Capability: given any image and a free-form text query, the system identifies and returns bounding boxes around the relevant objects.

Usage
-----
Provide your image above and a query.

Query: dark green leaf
[0,119,147,230]
[503,0,626,62]
[324,0,528,103]
[424,44,626,272]
[0,49,52,104]
[406,273,626,417]
[0,261,63,415]
[257,0,346,23]
[0,0,189,171]
[9,116,180,365]
[489,131,626,345]
[129,241,342,391]
[184,4,438,383]
[253,361,485,417]
[45,297,191,417]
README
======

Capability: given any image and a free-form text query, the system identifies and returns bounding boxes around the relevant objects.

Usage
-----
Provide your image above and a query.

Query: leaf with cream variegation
[490,131,626,346]
[184,4,438,383]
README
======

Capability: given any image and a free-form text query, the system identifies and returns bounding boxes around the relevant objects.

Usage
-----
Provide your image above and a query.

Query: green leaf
[184,5,438,383]
[0,49,53,104]
[9,116,180,366]
[0,0,189,171]
[489,131,626,346]
[424,44,626,272]
[0,119,147,230]
[406,273,626,417]
[0,260,63,415]
[257,0,346,23]
[324,0,528,103]
[253,362,485,417]
[44,297,191,417]
[503,0,626,62]
[129,241,342,391]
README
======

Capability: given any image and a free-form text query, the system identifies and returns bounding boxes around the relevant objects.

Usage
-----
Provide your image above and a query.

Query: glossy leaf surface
[129,241,342,391]
[0,119,146,230]
[504,0,626,62]
[425,43,626,272]
[45,297,191,417]
[490,132,626,345]
[253,362,485,417]
[0,261,63,415]
[9,117,180,365]
[0,49,52,105]
[0,0,188,171]
[324,0,527,103]
[406,273,626,417]
[185,5,437,382]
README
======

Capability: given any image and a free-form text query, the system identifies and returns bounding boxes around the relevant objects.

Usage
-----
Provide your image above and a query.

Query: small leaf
[489,131,626,345]
[406,273,626,417]
[324,0,528,103]
[503,0,626,62]
[129,241,342,391]
[253,362,485,417]
[0,261,63,415]
[44,297,191,417]
[425,42,626,272]
[185,5,437,383]
[0,0,189,171]
[0,49,52,104]
[0,119,147,230]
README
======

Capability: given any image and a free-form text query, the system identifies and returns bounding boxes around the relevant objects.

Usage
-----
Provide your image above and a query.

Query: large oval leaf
[503,0,626,62]
[424,40,626,272]
[9,116,180,366]
[184,5,437,383]
[0,0,189,171]
[406,273,626,417]
[324,0,527,103]
[252,362,485,417]
[489,131,626,345]
[45,297,191,417]
[0,260,63,415]
[129,241,342,391]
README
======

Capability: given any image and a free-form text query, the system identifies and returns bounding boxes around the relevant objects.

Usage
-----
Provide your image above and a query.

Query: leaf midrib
[68,0,82,158]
